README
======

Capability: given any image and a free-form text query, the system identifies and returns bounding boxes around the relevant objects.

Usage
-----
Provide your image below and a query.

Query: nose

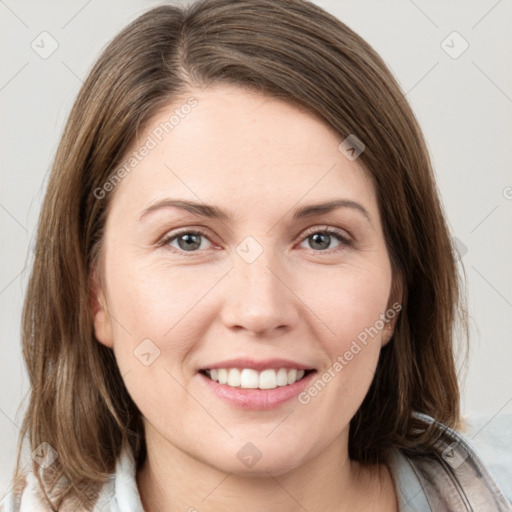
[219,251,300,338]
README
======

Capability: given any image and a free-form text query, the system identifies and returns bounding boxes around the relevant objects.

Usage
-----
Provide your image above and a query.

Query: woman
[3,0,511,510]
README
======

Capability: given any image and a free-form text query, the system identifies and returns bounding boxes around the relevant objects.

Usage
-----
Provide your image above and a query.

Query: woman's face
[92,83,401,476]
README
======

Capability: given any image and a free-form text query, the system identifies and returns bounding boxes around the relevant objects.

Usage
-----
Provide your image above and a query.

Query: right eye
[160,228,214,255]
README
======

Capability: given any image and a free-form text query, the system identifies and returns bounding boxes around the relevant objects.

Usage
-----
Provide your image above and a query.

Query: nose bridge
[223,236,298,335]
[236,240,285,303]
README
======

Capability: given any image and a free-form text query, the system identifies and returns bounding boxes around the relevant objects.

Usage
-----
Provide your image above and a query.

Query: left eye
[298,228,351,252]
[160,227,351,255]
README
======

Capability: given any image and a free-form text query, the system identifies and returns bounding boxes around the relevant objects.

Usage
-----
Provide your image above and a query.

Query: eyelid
[299,224,352,244]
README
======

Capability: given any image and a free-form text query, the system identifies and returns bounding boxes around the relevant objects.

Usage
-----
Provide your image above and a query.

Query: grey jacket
[389,412,512,511]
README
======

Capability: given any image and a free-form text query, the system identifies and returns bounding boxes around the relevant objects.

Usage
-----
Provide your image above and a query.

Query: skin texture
[91,84,402,511]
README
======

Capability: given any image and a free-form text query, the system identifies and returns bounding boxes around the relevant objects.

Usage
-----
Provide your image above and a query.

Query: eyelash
[158,226,352,257]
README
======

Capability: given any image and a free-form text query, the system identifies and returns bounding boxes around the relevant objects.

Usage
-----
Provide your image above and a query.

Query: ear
[89,267,114,348]
[381,272,404,346]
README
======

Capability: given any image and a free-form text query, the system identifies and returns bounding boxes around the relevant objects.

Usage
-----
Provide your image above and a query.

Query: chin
[206,438,313,478]
[227,454,306,478]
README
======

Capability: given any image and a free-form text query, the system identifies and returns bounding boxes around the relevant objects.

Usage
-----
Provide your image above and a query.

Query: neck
[136,426,397,512]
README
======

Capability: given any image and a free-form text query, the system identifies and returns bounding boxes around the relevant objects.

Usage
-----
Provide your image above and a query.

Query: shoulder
[1,467,118,512]
[1,442,143,512]
[458,410,512,504]
[0,471,53,512]
[389,412,512,512]
[0,445,120,512]
[1,438,142,512]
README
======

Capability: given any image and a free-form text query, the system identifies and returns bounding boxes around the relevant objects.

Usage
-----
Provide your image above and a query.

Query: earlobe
[381,323,395,346]
[382,272,404,346]
[89,268,114,348]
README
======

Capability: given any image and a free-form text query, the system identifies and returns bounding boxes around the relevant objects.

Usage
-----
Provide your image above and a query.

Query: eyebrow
[138,198,372,224]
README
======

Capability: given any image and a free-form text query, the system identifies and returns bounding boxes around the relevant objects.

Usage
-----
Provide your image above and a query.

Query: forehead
[107,83,377,222]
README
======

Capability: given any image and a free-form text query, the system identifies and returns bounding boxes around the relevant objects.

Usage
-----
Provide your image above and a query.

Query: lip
[199,358,315,372]
[198,369,317,410]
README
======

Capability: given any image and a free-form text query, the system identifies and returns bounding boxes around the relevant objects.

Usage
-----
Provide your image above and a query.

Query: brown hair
[13,0,468,509]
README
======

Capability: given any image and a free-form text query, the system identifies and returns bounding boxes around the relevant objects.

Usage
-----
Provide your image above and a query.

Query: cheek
[103,257,230,386]
[300,259,392,346]
[296,263,390,405]
[106,258,218,338]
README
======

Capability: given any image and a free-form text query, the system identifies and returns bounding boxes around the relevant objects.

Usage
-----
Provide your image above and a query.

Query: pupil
[311,233,329,250]
[179,233,201,251]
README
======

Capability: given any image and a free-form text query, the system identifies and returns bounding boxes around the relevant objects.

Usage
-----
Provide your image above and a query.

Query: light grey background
[1,0,511,496]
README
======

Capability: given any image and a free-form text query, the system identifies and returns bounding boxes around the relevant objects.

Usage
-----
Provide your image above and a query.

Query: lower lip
[198,371,316,410]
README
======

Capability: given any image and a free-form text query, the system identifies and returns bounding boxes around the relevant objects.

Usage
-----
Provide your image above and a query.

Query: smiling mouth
[199,368,316,390]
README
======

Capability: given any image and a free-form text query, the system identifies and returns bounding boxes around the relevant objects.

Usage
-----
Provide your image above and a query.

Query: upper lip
[199,358,315,372]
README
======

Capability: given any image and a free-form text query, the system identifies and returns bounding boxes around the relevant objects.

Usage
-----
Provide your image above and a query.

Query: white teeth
[218,368,228,384]
[276,368,288,386]
[240,369,259,388]
[227,368,241,387]
[287,369,297,385]
[205,367,309,389]
[259,369,277,389]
